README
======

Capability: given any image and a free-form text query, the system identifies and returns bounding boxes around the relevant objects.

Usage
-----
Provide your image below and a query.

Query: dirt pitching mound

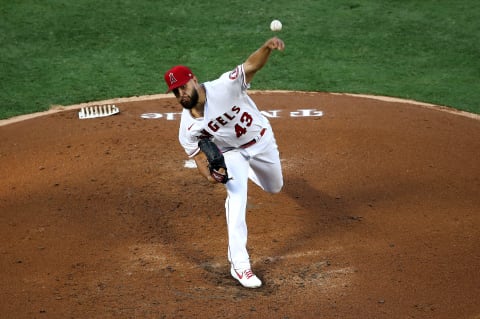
[1,91,479,319]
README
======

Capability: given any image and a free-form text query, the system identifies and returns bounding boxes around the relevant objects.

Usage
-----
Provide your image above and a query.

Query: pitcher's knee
[266,180,283,194]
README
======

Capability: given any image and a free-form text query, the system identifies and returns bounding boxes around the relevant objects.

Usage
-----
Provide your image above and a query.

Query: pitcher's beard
[181,89,199,109]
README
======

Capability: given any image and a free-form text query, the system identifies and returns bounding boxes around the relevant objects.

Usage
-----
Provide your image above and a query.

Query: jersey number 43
[234,112,253,138]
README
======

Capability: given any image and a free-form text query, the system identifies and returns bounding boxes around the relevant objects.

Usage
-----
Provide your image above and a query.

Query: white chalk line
[332,92,480,120]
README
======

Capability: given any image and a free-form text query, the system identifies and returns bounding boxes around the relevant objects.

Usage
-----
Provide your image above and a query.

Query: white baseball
[270,19,282,32]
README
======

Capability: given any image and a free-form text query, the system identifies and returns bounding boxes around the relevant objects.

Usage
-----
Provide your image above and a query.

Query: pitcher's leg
[223,150,251,269]
[248,144,283,193]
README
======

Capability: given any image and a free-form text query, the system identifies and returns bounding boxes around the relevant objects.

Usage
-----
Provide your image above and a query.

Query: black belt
[240,128,266,148]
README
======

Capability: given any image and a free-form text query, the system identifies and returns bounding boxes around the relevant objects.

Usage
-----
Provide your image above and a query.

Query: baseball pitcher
[164,37,285,288]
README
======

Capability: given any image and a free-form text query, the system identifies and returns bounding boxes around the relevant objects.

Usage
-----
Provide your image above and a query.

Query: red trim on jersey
[240,128,266,148]
[229,66,240,80]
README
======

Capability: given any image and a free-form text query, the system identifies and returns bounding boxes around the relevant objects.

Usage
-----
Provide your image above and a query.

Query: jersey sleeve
[178,110,203,158]
[179,133,200,158]
[225,64,250,91]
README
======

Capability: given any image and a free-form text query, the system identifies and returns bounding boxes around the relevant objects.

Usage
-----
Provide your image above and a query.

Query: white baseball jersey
[179,64,270,157]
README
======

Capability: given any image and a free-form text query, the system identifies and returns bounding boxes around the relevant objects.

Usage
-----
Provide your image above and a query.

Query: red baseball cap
[164,65,194,92]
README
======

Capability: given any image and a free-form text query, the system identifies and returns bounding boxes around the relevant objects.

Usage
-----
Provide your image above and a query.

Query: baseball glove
[198,139,229,184]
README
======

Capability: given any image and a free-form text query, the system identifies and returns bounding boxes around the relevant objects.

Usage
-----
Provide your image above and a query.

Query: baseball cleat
[230,267,262,288]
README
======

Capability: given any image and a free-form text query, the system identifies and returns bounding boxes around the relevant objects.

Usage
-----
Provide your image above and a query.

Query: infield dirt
[1,92,479,318]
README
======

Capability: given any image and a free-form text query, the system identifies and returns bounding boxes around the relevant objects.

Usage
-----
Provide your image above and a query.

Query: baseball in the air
[270,19,282,32]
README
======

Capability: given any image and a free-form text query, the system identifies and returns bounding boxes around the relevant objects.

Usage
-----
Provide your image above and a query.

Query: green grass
[1,0,479,119]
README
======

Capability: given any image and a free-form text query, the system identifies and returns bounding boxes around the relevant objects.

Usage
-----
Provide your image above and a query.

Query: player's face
[173,80,198,109]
